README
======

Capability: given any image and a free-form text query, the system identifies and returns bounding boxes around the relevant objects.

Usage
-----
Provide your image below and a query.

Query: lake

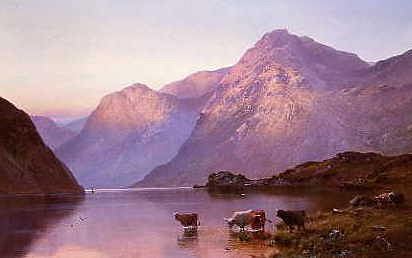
[0,188,352,258]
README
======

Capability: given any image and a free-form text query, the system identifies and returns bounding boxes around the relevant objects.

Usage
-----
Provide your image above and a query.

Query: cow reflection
[177,228,199,249]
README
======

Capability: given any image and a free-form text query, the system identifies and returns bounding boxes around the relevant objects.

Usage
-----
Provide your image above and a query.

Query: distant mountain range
[31,116,77,149]
[35,29,412,188]
[63,117,88,134]
[0,97,82,194]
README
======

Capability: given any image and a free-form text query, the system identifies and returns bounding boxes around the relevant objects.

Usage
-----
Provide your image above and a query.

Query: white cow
[224,209,267,231]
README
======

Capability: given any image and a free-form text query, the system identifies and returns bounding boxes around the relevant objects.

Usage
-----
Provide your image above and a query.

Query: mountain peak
[225,29,368,90]
[121,83,154,95]
[255,29,305,49]
[98,83,159,107]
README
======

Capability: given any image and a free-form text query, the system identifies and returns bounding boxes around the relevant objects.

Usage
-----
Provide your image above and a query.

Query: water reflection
[0,189,352,258]
[0,195,83,258]
[177,230,199,249]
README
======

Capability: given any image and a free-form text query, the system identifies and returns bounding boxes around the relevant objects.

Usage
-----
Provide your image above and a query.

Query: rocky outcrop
[202,152,412,192]
[56,84,208,187]
[31,116,77,149]
[205,171,252,192]
[137,29,412,187]
[160,67,229,99]
[0,97,83,195]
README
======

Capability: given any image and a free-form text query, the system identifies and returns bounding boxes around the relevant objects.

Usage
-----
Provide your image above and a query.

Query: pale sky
[1,0,411,118]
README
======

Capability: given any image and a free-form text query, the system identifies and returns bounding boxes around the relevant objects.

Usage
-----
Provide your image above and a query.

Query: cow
[375,192,405,208]
[174,212,199,230]
[276,210,306,231]
[225,209,271,231]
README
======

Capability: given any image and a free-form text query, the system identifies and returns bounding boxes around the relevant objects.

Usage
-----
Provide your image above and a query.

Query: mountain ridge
[137,29,412,187]
[160,67,230,99]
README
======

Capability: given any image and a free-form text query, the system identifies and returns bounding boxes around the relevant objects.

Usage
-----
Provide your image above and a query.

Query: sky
[1,0,412,118]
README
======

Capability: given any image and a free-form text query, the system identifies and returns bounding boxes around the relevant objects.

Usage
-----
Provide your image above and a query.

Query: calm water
[0,188,352,258]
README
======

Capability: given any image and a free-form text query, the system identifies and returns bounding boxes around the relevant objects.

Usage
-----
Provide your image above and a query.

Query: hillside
[0,97,83,194]
[202,152,412,193]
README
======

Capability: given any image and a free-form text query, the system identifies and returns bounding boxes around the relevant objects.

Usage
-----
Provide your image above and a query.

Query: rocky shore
[200,152,412,194]
[269,202,412,257]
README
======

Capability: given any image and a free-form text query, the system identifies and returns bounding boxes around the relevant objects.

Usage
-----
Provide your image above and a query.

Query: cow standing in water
[174,212,199,231]
[276,210,306,231]
[225,209,271,232]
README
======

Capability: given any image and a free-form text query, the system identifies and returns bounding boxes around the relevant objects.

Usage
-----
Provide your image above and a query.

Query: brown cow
[174,212,199,228]
[250,210,272,231]
[276,210,306,231]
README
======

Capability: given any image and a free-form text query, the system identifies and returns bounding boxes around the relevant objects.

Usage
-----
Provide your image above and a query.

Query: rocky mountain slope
[137,29,412,187]
[31,116,77,149]
[0,97,83,194]
[56,84,208,187]
[160,67,229,99]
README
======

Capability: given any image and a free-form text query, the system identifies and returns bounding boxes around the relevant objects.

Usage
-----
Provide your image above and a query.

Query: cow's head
[276,210,286,218]
[224,217,235,226]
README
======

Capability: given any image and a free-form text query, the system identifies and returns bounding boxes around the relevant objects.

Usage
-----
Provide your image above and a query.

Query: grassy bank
[270,204,412,257]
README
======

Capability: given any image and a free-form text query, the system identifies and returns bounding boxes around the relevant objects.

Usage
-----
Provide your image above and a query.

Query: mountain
[137,29,412,187]
[63,117,88,133]
[0,97,82,194]
[160,67,229,98]
[31,116,77,149]
[56,84,208,187]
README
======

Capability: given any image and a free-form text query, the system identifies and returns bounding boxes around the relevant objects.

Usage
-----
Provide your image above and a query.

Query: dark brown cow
[276,210,306,231]
[174,212,199,228]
